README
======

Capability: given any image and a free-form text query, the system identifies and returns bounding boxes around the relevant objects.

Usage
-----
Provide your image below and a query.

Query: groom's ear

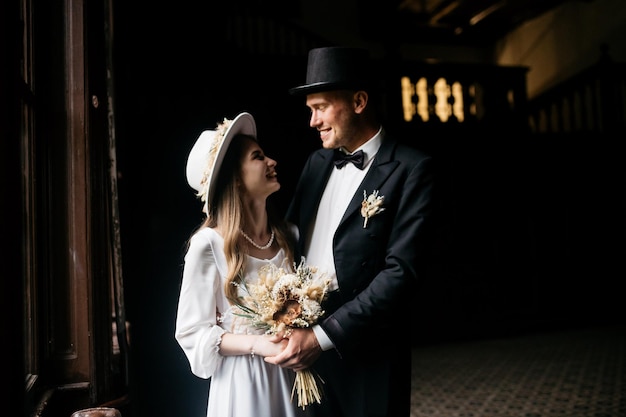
[353,90,369,114]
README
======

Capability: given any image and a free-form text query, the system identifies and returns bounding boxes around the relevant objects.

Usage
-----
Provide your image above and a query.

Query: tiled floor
[411,324,626,417]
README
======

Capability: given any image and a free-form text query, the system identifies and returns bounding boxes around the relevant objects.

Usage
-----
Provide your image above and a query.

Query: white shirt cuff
[312,324,335,351]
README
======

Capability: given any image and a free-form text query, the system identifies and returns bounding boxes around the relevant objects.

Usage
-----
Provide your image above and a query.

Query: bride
[175,112,309,417]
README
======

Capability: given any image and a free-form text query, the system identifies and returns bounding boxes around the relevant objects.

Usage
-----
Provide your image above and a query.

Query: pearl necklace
[239,229,275,250]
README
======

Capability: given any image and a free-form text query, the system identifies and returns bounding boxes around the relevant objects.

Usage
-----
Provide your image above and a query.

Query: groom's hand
[264,328,322,371]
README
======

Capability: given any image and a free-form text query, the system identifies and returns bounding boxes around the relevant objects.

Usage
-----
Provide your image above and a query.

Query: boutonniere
[361,190,385,228]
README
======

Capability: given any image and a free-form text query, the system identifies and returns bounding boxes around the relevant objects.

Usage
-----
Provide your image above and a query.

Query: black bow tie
[333,149,365,169]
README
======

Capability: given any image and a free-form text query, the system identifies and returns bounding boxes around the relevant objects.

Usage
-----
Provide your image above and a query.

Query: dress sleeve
[174,231,226,379]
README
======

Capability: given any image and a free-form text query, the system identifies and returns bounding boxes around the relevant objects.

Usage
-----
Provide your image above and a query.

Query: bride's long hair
[193,134,296,303]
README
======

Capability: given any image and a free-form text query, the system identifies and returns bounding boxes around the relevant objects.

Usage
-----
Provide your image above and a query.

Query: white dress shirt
[306,128,383,350]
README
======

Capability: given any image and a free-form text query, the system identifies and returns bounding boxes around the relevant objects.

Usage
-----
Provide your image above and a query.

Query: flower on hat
[197,118,232,206]
[361,189,385,228]
[186,112,256,216]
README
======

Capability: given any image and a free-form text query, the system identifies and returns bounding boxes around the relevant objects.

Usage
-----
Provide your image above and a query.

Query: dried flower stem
[291,369,324,409]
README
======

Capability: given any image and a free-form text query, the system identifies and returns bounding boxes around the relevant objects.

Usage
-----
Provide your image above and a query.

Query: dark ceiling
[360,0,580,46]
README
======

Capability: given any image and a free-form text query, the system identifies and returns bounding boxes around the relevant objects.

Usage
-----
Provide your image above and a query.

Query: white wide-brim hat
[186,112,257,211]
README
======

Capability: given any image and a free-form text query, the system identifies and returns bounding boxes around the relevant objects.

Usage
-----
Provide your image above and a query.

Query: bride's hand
[252,334,288,357]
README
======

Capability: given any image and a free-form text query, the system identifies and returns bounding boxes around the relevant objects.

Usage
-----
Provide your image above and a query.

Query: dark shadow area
[110,4,625,416]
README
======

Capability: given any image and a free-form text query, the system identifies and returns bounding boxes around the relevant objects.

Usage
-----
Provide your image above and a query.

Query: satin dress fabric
[175,227,311,417]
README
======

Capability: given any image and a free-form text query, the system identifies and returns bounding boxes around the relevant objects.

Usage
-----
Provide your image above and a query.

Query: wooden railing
[528,48,626,134]
[384,60,530,134]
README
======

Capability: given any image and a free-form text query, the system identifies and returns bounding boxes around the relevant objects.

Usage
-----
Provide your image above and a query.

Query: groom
[265,46,435,417]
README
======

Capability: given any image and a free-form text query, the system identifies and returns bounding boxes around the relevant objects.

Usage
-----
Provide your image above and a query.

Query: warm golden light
[452,81,464,122]
[416,77,429,122]
[400,76,467,123]
[401,77,415,121]
[434,78,450,122]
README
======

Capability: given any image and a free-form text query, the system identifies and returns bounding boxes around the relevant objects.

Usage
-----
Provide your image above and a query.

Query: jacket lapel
[300,149,335,228]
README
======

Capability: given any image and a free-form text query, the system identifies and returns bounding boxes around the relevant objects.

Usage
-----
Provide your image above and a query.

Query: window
[15,0,129,414]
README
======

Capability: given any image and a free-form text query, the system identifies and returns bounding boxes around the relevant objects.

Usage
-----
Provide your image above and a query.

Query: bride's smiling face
[238,137,280,200]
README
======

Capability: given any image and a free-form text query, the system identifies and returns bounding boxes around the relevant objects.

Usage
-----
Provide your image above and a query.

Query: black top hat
[289,47,373,96]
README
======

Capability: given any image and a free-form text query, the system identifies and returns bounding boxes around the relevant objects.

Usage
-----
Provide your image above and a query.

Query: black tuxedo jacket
[286,135,434,416]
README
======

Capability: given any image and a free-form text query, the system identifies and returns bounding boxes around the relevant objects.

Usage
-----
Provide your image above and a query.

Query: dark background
[107,2,625,416]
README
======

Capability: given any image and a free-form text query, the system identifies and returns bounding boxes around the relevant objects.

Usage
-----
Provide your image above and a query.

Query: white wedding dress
[175,227,311,417]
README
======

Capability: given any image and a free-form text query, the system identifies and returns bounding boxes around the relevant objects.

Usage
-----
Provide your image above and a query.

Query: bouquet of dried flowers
[233,257,331,409]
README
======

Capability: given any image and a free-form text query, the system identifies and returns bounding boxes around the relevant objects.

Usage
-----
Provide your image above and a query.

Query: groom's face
[305,90,361,152]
